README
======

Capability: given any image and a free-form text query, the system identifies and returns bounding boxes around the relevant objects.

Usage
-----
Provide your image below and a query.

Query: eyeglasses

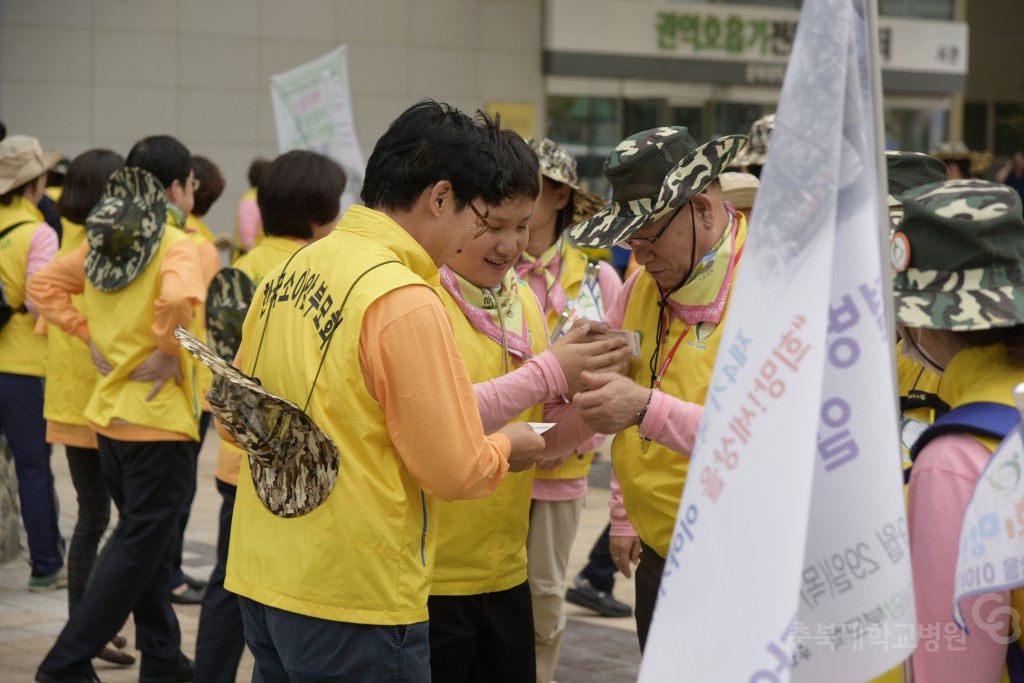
[624,204,684,249]
[467,202,491,239]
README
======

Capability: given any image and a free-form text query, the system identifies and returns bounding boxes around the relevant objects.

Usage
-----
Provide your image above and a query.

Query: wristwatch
[635,391,653,427]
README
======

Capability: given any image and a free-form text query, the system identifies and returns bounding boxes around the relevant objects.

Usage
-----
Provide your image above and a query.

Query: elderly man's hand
[573,371,651,434]
[610,534,642,578]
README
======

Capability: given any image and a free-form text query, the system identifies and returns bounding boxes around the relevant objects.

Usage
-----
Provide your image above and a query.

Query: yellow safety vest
[225,206,448,625]
[430,284,547,595]
[0,197,49,377]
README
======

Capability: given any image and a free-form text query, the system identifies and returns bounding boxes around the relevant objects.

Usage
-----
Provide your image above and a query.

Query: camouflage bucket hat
[885,151,947,208]
[527,137,606,224]
[732,113,774,168]
[85,167,167,292]
[174,325,340,518]
[567,127,747,249]
[892,179,1024,331]
[205,268,257,361]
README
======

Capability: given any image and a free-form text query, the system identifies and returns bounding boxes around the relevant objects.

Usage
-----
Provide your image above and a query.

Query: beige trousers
[527,497,585,683]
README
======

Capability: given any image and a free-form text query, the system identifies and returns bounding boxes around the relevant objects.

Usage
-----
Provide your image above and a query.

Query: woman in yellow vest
[430,132,628,683]
[0,135,64,591]
[45,149,137,665]
[894,180,1024,682]
[516,138,625,682]
[194,149,345,683]
[31,136,206,683]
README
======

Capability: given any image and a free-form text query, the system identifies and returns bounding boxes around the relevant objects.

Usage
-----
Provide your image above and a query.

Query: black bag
[0,221,33,332]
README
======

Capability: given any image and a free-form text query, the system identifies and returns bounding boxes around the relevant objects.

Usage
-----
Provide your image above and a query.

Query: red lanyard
[652,311,692,390]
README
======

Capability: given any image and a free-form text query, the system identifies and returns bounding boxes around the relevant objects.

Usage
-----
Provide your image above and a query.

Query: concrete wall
[0,0,544,239]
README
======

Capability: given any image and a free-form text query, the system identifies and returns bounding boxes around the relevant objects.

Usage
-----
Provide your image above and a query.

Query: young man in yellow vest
[223,101,545,682]
[31,136,205,683]
[567,126,747,651]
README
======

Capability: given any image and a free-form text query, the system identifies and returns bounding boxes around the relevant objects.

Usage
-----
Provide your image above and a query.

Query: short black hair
[258,150,346,240]
[0,120,6,141]
[489,128,540,206]
[57,149,125,224]
[125,135,192,190]
[361,100,511,212]
[247,158,271,188]
[191,155,226,217]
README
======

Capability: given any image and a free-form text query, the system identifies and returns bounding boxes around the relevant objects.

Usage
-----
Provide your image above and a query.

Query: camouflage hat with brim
[85,168,167,292]
[205,268,257,361]
[567,127,747,249]
[174,325,339,518]
[892,179,1024,331]
[885,151,947,208]
[732,113,775,168]
[527,137,606,224]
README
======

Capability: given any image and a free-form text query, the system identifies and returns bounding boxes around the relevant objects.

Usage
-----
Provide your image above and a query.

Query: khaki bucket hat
[0,135,62,194]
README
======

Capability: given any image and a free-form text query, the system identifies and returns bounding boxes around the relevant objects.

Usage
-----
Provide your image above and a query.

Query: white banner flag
[953,385,1024,630]
[270,45,365,212]
[638,1,915,681]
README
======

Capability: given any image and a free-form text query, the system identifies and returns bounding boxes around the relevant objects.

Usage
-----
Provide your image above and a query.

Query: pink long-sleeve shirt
[909,432,1010,682]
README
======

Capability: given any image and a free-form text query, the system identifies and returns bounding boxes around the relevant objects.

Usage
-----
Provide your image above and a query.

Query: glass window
[546,96,621,196]
[963,103,988,154]
[667,0,801,6]
[716,102,771,139]
[878,0,953,20]
[884,108,947,152]
[672,106,704,140]
[994,104,1024,155]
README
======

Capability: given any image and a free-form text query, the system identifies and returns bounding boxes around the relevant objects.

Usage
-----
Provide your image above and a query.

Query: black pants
[579,523,619,593]
[194,479,245,683]
[172,410,211,587]
[428,581,536,683]
[635,540,666,653]
[37,437,192,679]
[64,446,110,615]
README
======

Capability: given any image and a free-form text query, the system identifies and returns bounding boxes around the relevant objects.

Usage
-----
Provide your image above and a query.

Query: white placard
[270,45,366,213]
[638,1,914,681]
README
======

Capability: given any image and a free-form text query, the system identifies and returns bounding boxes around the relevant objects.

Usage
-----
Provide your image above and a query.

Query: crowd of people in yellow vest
[2,100,1024,683]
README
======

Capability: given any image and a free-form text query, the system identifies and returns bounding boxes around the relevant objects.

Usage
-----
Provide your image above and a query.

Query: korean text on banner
[270,45,365,212]
[637,0,914,682]
[953,385,1024,631]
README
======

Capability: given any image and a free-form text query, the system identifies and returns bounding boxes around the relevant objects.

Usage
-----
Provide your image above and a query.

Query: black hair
[543,177,576,233]
[57,149,125,224]
[489,127,540,206]
[361,100,507,212]
[0,120,5,141]
[125,135,192,190]
[247,157,271,188]
[258,150,346,240]
[0,178,41,205]
[191,155,226,217]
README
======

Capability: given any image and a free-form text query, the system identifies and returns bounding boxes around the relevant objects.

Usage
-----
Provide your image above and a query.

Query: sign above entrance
[544,0,968,93]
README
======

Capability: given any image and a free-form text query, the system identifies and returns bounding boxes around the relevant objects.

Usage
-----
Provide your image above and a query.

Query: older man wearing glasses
[566,126,748,652]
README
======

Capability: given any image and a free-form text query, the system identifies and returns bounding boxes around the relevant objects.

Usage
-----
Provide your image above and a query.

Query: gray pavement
[0,436,640,682]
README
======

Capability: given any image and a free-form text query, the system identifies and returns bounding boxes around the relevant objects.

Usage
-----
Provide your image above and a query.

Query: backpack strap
[904,402,1021,484]
[247,248,402,409]
[0,220,33,243]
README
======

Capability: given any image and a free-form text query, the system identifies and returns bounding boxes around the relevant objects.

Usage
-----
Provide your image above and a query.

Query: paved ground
[0,436,640,682]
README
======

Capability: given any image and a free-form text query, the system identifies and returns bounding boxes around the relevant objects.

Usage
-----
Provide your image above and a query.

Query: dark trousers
[172,410,211,587]
[194,479,245,683]
[240,597,430,683]
[37,437,191,679]
[0,372,63,575]
[428,581,536,683]
[579,523,618,593]
[64,446,110,615]
[635,540,666,653]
